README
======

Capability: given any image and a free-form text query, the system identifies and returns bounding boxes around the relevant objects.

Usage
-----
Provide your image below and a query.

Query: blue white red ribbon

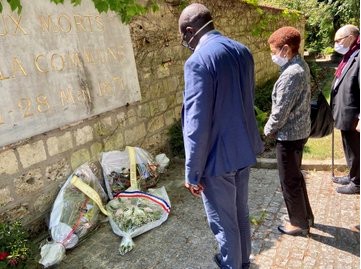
[115,191,171,214]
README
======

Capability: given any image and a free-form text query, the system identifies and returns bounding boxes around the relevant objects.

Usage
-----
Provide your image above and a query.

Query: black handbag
[309,90,334,138]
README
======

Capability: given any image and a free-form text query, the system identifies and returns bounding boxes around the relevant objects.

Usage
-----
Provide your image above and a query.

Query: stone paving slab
[252,169,359,269]
[50,160,359,269]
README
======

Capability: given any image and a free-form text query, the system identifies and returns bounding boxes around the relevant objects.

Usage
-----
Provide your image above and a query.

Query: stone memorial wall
[0,1,140,146]
[0,0,304,232]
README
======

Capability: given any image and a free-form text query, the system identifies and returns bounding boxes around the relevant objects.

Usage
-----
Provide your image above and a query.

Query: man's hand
[356,119,360,132]
[184,183,204,198]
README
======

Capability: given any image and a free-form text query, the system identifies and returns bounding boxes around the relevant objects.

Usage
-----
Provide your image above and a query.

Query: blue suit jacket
[182,31,264,185]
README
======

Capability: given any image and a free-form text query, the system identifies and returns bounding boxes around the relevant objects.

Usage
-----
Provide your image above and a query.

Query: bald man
[179,3,263,268]
[330,24,360,194]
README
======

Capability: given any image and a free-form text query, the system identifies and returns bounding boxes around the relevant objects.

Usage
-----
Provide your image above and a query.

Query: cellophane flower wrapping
[39,161,108,268]
[106,186,171,255]
[101,148,169,199]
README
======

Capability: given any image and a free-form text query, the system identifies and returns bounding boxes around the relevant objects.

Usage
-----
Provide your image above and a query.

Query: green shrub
[0,222,32,268]
[254,106,268,134]
[308,61,322,78]
[307,61,323,96]
[322,46,334,55]
[168,119,185,158]
[254,106,276,151]
[168,78,279,157]
[167,107,272,157]
[254,78,276,113]
[306,60,334,97]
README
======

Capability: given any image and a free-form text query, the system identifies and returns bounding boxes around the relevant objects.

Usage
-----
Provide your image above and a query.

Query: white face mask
[271,54,288,67]
[181,20,213,51]
[334,43,349,55]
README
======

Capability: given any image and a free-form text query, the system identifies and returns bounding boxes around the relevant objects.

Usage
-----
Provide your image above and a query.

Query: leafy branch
[0,0,160,24]
[0,0,22,13]
[243,0,301,37]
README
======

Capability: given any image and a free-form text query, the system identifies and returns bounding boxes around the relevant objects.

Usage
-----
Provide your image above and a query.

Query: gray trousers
[202,167,251,269]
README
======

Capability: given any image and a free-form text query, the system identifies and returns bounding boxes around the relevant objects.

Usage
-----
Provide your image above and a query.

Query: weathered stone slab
[0,1,141,147]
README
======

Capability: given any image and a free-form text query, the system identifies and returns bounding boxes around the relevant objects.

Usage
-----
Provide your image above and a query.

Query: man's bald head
[335,24,359,40]
[178,3,213,33]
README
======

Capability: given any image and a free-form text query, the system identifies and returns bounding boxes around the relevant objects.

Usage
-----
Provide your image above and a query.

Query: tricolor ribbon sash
[115,191,171,214]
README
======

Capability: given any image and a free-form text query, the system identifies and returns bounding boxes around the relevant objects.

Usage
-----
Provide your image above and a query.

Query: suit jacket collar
[333,49,360,89]
[194,30,221,52]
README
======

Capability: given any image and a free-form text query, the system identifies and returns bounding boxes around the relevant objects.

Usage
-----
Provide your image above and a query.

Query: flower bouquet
[106,187,171,255]
[39,160,108,268]
[101,147,169,199]
[106,146,171,255]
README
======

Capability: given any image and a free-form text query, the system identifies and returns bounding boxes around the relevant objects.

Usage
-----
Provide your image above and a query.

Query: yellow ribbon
[70,175,109,216]
[126,146,139,190]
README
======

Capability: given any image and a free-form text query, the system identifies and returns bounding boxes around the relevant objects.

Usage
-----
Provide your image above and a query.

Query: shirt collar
[194,30,218,52]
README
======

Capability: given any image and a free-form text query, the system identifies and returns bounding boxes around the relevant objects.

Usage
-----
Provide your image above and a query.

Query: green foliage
[0,0,159,24]
[305,1,335,53]
[243,0,259,7]
[254,78,276,113]
[303,62,344,160]
[255,78,287,151]
[168,119,184,158]
[304,130,344,160]
[281,8,302,24]
[254,106,268,134]
[260,0,360,53]
[0,222,31,268]
[177,0,189,10]
[250,210,267,226]
[167,104,273,158]
[253,79,277,150]
[251,13,271,37]
[167,102,273,158]
[50,0,82,6]
[245,0,301,37]
[308,61,322,77]
[323,0,360,27]
[322,46,334,56]
[52,0,160,24]
[306,60,335,97]
[0,0,22,13]
[254,104,276,151]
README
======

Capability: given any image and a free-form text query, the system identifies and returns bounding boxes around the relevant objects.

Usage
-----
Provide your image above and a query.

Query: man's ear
[185,26,194,35]
[349,35,357,45]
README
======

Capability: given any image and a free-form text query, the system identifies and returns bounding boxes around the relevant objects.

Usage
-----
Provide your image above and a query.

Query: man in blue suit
[179,3,264,268]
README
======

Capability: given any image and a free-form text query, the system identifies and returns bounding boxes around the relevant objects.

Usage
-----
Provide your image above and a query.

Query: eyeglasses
[334,35,350,43]
[180,33,188,48]
[180,20,213,50]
